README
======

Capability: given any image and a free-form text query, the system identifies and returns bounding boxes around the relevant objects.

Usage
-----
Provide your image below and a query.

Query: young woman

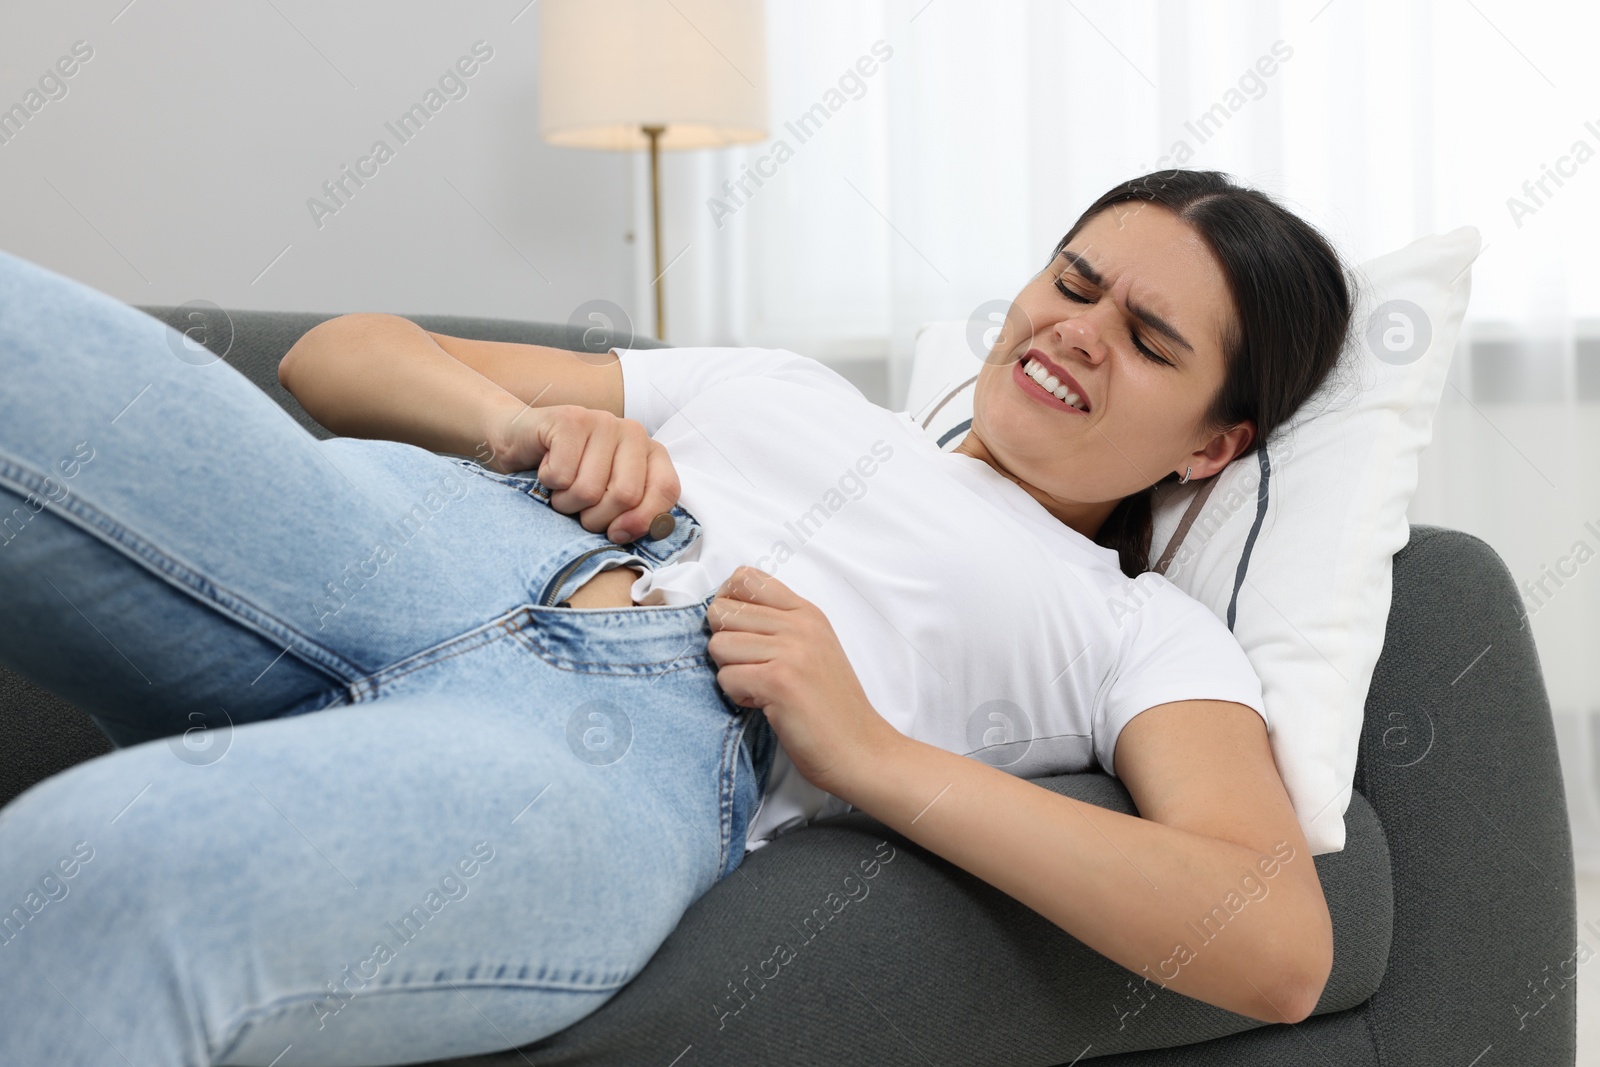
[0,170,1350,1065]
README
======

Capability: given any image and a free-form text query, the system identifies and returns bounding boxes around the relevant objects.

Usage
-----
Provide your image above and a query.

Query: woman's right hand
[480,398,681,544]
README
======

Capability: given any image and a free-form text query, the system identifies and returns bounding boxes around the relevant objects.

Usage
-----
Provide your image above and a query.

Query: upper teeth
[1023,358,1085,410]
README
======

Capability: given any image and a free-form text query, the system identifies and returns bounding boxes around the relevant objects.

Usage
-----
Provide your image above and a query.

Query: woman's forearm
[831,734,1326,1024]
[278,313,521,459]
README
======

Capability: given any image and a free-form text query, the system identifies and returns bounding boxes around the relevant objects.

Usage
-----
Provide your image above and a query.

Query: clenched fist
[481,399,680,544]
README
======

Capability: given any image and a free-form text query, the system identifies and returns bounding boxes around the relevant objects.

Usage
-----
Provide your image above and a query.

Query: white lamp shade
[539,0,767,150]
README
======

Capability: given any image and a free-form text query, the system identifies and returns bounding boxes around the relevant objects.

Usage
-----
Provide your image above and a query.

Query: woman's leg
[0,599,766,1066]
[0,249,767,1065]
[0,248,641,746]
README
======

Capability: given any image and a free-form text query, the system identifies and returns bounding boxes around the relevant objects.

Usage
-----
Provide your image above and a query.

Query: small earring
[1179,466,1192,485]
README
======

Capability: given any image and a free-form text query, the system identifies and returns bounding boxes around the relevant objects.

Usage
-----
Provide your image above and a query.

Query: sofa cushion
[418,776,1391,1067]
[0,670,113,810]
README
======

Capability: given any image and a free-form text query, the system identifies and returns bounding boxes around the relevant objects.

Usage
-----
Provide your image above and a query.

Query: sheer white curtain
[652,0,1600,870]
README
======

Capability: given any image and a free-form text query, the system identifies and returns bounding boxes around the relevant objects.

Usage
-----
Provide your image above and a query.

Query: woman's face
[960,202,1255,541]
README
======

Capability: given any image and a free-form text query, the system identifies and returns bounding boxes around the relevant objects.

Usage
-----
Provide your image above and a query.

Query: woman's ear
[1191,419,1256,478]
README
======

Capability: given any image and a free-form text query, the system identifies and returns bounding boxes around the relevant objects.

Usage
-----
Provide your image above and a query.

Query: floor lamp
[539,0,768,341]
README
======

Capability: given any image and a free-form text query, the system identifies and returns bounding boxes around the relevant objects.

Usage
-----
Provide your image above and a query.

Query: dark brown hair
[1052,170,1353,578]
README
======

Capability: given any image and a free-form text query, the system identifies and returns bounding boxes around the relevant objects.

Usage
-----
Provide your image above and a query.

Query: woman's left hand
[706,566,902,797]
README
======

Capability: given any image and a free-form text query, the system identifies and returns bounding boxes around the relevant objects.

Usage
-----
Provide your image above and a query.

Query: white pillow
[904,226,1481,855]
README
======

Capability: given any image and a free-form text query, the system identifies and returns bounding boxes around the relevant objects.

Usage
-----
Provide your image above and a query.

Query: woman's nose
[1055,311,1110,366]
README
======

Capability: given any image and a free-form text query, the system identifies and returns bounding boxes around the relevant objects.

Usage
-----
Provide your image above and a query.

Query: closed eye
[1054,277,1173,367]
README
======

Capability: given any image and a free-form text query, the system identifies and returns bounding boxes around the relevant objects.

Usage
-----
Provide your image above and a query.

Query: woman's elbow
[279,314,382,396]
[1270,964,1329,1024]
[279,321,328,389]
[277,343,300,390]
[1264,924,1333,1024]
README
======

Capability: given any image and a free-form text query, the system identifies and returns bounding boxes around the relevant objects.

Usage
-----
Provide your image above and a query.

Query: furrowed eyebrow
[1057,249,1195,355]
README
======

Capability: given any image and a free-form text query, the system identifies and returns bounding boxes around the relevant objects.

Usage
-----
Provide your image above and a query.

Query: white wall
[0,1,643,329]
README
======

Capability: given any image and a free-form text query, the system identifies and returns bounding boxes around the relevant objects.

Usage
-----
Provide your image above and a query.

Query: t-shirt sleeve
[614,346,866,435]
[1093,573,1268,779]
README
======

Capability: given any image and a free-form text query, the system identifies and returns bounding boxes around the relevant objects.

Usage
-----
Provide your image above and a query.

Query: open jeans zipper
[540,544,634,607]
[481,472,634,608]
[467,463,701,609]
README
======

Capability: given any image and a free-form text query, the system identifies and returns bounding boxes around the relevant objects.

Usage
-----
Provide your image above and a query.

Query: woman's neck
[950,431,1118,542]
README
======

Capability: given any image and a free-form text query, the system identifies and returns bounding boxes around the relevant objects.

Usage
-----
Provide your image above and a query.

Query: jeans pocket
[516,602,712,678]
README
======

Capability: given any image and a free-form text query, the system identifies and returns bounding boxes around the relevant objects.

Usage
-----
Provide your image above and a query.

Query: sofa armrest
[1349,524,1576,1066]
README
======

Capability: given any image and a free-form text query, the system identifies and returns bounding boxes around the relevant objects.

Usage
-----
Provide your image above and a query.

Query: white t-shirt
[611,346,1268,853]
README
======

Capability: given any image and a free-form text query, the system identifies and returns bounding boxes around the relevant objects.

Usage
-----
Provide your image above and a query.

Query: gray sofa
[0,305,1578,1066]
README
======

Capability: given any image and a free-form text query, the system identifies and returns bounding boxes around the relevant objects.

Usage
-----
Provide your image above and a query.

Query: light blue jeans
[0,250,777,1066]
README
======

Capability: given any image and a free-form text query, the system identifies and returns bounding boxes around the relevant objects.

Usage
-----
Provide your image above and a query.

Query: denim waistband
[452,459,705,609]
[451,458,702,566]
